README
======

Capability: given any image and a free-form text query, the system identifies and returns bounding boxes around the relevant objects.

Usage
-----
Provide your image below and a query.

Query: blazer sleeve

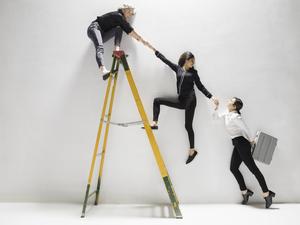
[193,70,212,98]
[155,51,179,73]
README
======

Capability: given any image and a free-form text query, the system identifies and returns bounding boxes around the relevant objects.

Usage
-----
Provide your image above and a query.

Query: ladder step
[82,51,182,219]
[88,190,97,198]
[101,119,144,127]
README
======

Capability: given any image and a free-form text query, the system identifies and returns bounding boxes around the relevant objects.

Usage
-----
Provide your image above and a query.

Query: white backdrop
[0,0,299,204]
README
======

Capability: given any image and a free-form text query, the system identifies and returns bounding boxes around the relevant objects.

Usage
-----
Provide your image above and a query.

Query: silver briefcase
[251,131,278,165]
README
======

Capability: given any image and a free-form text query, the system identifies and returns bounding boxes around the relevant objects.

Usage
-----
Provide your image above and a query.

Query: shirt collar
[118,9,125,16]
[228,110,240,116]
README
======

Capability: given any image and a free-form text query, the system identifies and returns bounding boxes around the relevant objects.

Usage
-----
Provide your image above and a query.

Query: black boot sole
[141,125,158,130]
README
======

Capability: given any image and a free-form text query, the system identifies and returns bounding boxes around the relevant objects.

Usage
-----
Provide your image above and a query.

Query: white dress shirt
[213,109,252,141]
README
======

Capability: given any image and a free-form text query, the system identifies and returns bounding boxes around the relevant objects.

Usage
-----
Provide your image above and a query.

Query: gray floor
[0,203,299,225]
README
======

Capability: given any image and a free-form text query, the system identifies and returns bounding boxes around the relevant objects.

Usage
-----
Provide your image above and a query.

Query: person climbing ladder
[143,48,219,164]
[87,4,152,77]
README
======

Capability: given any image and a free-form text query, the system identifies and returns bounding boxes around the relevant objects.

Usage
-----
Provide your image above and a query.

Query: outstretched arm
[212,107,226,120]
[117,14,155,51]
[194,72,219,108]
[128,30,143,42]
[193,72,212,98]
[128,31,156,51]
[154,51,179,73]
[129,31,179,74]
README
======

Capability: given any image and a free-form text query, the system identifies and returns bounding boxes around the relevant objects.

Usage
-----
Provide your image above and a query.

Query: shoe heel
[247,190,254,196]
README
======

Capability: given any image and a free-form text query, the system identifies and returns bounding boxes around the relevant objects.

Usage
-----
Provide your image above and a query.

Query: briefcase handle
[251,131,261,155]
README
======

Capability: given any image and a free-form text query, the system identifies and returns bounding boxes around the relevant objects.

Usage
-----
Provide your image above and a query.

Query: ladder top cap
[113,50,125,59]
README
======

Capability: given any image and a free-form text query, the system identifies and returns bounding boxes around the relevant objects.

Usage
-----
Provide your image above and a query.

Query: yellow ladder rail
[81,50,182,219]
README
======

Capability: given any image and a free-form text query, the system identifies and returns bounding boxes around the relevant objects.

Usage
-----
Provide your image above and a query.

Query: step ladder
[81,50,182,219]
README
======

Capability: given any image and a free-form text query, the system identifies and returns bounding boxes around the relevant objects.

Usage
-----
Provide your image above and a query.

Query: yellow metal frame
[81,51,182,219]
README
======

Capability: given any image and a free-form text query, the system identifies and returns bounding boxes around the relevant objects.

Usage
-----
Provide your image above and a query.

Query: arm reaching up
[154,51,179,73]
[128,30,155,51]
[193,71,219,109]
[212,107,226,120]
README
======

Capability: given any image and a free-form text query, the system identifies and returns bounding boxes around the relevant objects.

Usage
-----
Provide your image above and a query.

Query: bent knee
[230,165,239,173]
[154,98,161,105]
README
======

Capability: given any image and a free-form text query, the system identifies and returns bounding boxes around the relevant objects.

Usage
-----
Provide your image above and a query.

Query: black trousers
[153,93,196,149]
[87,21,123,67]
[230,136,269,193]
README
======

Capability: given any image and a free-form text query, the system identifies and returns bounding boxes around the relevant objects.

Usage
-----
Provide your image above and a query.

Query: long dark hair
[233,97,243,114]
[178,51,195,67]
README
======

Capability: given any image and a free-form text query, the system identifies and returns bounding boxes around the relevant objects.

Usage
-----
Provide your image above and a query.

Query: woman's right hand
[130,31,156,51]
[211,96,219,110]
[140,39,155,51]
[143,41,156,52]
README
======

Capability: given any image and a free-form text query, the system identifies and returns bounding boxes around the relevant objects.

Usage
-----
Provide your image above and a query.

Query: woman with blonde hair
[87,5,151,77]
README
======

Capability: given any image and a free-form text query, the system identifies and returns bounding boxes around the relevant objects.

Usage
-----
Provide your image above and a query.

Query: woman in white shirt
[214,97,275,208]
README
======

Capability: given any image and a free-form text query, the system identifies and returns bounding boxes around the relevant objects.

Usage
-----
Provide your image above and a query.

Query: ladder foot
[174,208,183,219]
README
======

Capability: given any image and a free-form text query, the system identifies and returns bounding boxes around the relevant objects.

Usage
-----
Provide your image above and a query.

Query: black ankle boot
[241,189,254,205]
[186,151,198,164]
[264,190,275,208]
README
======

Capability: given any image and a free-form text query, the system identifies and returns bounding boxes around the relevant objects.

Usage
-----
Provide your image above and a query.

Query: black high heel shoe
[241,189,254,205]
[264,190,275,208]
[186,150,198,164]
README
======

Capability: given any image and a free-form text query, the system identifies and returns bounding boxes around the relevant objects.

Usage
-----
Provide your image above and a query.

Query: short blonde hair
[120,4,135,15]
